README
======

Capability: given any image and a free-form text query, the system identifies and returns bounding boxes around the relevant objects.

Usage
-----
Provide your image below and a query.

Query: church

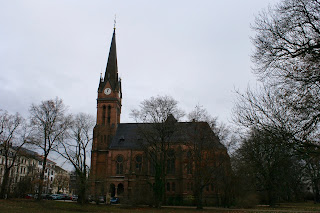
[90,28,231,205]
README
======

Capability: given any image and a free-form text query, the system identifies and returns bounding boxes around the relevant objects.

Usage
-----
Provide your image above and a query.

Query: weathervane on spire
[114,14,116,30]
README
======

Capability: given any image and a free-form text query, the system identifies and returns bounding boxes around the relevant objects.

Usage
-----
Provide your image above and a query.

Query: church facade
[90,29,230,205]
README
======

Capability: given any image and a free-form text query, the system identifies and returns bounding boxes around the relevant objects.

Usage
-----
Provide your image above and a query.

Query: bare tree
[232,85,313,204]
[0,110,29,199]
[234,128,305,206]
[231,0,320,205]
[130,95,184,207]
[52,172,70,194]
[57,112,94,204]
[29,98,71,199]
[251,0,320,148]
[187,105,232,209]
[233,85,300,147]
[188,105,238,154]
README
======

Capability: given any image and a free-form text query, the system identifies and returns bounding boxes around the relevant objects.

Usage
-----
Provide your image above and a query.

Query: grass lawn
[1,199,320,213]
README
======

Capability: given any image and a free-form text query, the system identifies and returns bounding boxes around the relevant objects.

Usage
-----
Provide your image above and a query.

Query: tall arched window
[116,155,123,174]
[167,149,175,174]
[102,105,106,124]
[187,151,192,174]
[149,152,156,175]
[107,105,111,124]
[118,183,124,195]
[109,183,115,197]
[172,182,176,192]
[135,155,142,172]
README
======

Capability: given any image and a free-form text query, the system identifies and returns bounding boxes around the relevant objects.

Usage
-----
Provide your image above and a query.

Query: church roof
[109,122,226,150]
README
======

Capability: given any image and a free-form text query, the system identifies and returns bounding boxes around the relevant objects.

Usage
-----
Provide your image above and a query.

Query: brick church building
[90,29,231,205]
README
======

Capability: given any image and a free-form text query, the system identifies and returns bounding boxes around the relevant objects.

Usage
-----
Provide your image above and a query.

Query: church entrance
[117,183,124,195]
[109,184,115,197]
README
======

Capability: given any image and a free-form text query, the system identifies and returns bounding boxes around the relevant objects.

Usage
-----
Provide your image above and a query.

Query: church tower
[90,28,122,193]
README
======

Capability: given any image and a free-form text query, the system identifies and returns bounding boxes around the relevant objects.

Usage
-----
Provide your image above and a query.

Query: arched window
[102,105,106,124]
[149,152,156,175]
[172,182,176,192]
[135,155,142,172]
[118,183,124,195]
[166,182,170,192]
[107,105,111,124]
[116,155,123,174]
[109,183,115,197]
[167,149,175,174]
[186,151,192,174]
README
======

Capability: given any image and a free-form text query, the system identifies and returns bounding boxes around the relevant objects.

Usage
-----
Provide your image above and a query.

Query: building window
[107,106,111,124]
[51,171,53,175]
[186,151,192,174]
[118,183,124,195]
[166,182,170,192]
[149,152,156,175]
[167,149,175,174]
[116,155,123,175]
[102,105,106,125]
[135,155,142,172]
[172,182,175,192]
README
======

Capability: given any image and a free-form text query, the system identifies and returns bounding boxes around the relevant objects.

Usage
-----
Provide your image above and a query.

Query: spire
[104,28,118,90]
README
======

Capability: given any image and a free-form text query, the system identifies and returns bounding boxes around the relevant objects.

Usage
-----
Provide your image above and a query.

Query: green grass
[1,199,320,213]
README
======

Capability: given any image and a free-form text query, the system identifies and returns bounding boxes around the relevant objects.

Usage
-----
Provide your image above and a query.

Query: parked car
[60,194,72,200]
[40,194,51,200]
[98,196,105,203]
[25,194,34,199]
[50,194,63,200]
[72,195,78,201]
[110,197,119,204]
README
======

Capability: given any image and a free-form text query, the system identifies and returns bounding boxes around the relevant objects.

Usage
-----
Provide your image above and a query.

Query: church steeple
[96,28,122,127]
[104,29,118,89]
[99,29,119,92]
[91,26,122,194]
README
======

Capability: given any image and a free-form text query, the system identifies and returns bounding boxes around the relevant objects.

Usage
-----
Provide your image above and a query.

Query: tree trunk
[153,165,163,208]
[37,157,47,200]
[0,169,11,199]
[313,179,320,203]
[77,172,87,204]
[195,187,203,209]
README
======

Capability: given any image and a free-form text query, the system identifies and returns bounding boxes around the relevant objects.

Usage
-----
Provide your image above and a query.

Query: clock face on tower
[104,88,111,95]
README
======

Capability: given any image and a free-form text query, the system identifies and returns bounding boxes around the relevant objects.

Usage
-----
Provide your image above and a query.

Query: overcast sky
[0,1,279,169]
